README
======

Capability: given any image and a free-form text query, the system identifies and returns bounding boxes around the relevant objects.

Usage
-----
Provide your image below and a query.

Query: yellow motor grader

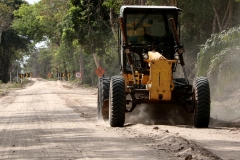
[97,5,210,128]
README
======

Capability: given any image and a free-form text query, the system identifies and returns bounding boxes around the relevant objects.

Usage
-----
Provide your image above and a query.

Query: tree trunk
[64,66,68,81]
[79,51,84,84]
[171,0,177,6]
[0,46,11,83]
[0,62,4,82]
[223,0,233,30]
[109,8,117,38]
[135,0,146,5]
[1,59,10,83]
[212,14,217,34]
[213,5,223,32]
[0,30,2,44]
[123,0,135,5]
[93,53,100,68]
[213,0,234,32]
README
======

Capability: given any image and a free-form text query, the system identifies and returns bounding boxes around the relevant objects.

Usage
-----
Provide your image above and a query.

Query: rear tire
[97,77,110,120]
[193,77,210,128]
[109,76,126,127]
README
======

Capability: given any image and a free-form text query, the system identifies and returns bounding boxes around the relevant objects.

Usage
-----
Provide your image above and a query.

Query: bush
[196,26,240,100]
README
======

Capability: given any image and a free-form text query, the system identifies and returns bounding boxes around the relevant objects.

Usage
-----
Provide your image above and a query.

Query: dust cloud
[125,104,194,126]
[208,47,240,126]
[96,119,109,127]
[210,86,240,125]
[203,84,240,127]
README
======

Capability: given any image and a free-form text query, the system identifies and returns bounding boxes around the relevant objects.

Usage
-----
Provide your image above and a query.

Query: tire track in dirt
[0,79,238,159]
[59,80,223,160]
[59,84,163,159]
[94,120,222,160]
[61,82,228,160]
[0,80,161,159]
[0,92,37,159]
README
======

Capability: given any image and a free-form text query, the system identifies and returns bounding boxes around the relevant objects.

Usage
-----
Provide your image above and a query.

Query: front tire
[193,77,211,128]
[109,76,126,127]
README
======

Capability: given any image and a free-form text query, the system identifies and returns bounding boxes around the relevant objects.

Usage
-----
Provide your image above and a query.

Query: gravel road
[0,79,239,160]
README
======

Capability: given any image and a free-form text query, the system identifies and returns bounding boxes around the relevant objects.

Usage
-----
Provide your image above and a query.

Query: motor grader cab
[97,6,210,128]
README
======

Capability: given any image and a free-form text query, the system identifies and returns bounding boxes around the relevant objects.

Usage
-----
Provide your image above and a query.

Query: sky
[25,0,40,4]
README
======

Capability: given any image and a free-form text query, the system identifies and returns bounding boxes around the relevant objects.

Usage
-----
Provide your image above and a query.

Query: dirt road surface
[0,79,240,160]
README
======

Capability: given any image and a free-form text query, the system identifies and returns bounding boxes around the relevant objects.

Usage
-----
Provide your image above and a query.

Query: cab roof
[120,5,181,16]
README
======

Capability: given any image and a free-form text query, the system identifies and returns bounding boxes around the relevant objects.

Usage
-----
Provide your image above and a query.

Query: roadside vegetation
[197,26,240,100]
[0,79,33,97]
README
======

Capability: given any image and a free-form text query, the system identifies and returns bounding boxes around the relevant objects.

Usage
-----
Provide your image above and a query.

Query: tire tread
[194,77,211,128]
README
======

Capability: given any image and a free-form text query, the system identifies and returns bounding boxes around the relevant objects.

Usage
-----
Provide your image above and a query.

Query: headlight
[174,53,179,60]
[142,53,149,60]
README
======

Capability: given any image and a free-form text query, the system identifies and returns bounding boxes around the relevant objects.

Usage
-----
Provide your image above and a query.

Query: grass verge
[0,79,34,98]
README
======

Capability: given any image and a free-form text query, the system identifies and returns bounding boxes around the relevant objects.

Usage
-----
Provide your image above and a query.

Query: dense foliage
[197,26,240,100]
[0,0,29,83]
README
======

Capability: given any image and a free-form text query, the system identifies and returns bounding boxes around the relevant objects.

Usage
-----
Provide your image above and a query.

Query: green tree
[0,0,29,83]
[196,26,240,100]
[12,0,73,79]
[0,3,12,44]
[12,0,70,44]
[67,0,111,64]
